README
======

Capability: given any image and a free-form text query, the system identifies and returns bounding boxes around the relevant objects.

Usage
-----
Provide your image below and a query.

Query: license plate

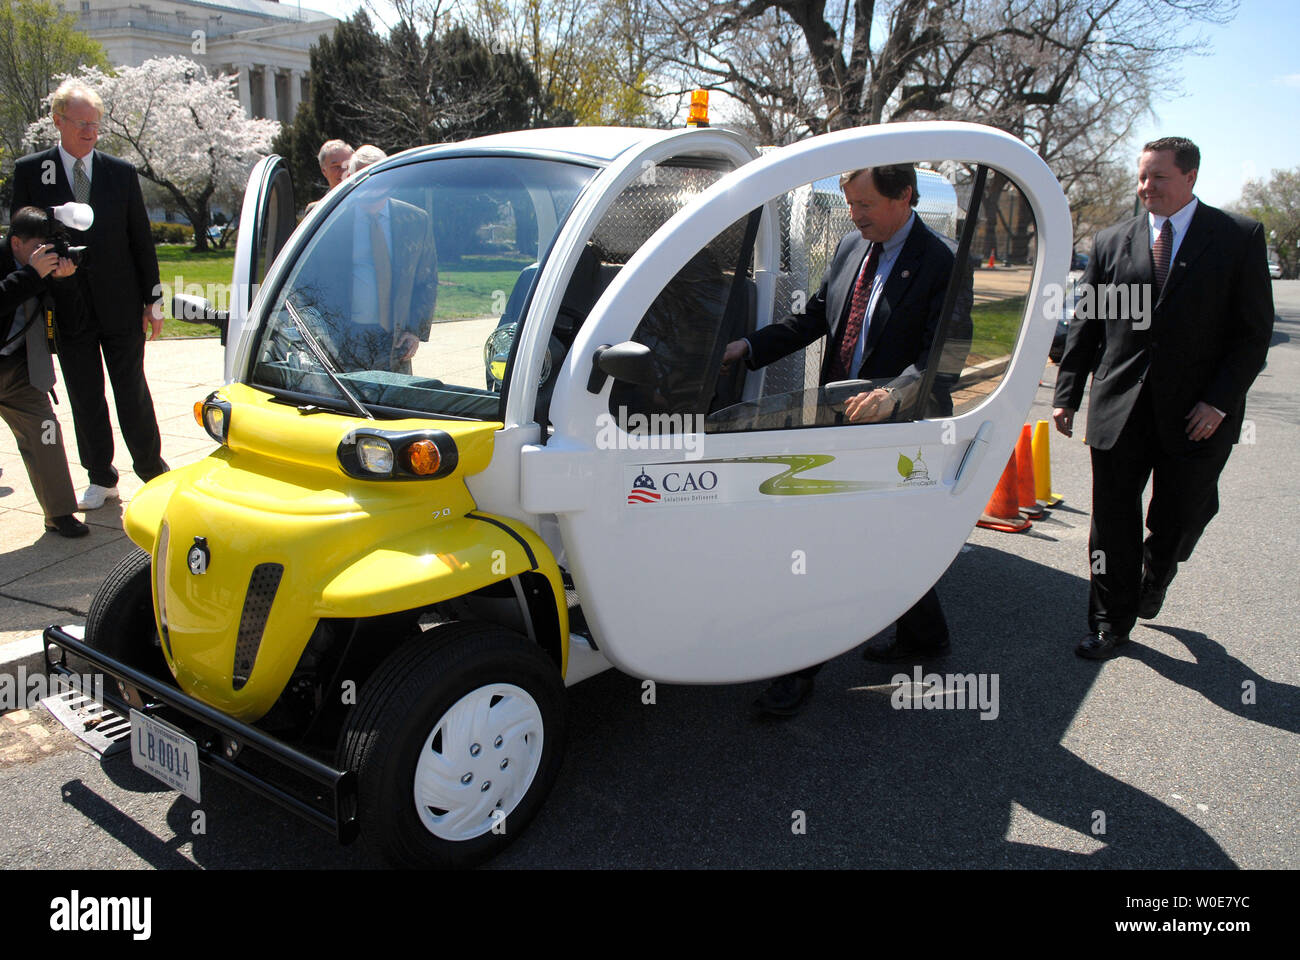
[129,709,201,802]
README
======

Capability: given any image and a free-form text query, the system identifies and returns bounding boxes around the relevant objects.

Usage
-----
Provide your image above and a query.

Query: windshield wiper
[282,298,373,420]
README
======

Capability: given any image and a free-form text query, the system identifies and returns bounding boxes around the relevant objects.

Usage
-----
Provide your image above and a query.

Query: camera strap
[0,294,51,354]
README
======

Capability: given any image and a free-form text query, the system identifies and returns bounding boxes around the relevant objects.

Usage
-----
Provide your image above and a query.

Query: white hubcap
[413,683,544,841]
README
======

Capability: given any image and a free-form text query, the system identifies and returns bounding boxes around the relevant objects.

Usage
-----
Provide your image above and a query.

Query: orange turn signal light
[193,400,204,427]
[404,439,441,476]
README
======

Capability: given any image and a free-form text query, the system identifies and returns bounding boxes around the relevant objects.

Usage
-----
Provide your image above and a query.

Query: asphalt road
[1,283,1296,871]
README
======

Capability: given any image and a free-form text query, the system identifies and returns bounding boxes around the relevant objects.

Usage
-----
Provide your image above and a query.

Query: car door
[227,155,295,381]
[523,122,1071,683]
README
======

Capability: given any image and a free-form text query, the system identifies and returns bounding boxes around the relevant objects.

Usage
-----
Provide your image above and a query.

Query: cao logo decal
[627,469,661,505]
[187,536,210,575]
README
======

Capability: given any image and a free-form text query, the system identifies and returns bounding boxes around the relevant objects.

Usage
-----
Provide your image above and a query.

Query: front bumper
[44,625,358,844]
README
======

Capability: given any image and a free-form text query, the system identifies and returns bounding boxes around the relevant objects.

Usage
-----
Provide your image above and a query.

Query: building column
[234,62,253,117]
[288,69,303,120]
[261,65,278,122]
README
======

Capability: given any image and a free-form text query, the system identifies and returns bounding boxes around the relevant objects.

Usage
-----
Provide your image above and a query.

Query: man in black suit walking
[721,164,972,715]
[1053,137,1273,660]
[10,80,168,511]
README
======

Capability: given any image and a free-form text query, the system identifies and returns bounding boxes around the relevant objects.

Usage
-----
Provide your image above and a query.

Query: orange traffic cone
[1015,424,1045,518]
[986,250,996,269]
[1031,419,1064,506]
[977,451,1032,532]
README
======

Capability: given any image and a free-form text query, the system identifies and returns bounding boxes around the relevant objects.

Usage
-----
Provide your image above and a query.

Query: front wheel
[338,621,566,868]
[84,547,173,683]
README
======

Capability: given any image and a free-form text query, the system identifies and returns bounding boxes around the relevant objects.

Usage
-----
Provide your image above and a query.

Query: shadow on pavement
[1131,625,1298,736]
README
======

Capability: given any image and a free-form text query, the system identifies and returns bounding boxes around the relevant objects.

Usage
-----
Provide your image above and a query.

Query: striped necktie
[1152,219,1172,290]
[828,242,881,381]
[73,158,90,204]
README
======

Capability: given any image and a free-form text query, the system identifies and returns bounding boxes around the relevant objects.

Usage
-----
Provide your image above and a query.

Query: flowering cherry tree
[27,57,278,249]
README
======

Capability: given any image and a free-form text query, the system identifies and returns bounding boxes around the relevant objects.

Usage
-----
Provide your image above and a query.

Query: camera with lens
[46,202,93,265]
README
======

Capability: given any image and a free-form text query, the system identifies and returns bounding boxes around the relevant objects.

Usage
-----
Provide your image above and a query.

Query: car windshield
[249,155,597,419]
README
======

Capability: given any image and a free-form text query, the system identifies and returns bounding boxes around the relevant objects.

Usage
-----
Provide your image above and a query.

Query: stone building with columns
[71,0,339,124]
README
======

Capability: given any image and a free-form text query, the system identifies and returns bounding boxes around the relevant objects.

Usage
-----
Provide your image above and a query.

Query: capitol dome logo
[627,469,661,504]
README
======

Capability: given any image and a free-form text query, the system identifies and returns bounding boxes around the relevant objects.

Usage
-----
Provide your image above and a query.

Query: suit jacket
[309,198,439,342]
[747,216,972,415]
[1054,202,1274,452]
[10,146,160,335]
[0,246,58,392]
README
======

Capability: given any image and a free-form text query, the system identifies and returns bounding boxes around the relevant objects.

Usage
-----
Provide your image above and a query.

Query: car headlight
[194,393,231,444]
[338,429,458,480]
[356,436,394,474]
[484,322,551,387]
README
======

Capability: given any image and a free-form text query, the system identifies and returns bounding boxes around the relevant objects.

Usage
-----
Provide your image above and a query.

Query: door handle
[951,420,994,495]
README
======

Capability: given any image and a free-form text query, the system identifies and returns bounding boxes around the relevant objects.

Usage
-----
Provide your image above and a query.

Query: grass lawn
[969,295,1025,363]
[435,254,536,320]
[155,244,233,338]
[154,247,534,335]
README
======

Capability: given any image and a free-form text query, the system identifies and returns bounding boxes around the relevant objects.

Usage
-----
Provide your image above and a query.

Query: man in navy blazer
[734,178,971,422]
[10,80,168,511]
[1053,137,1273,659]
[722,164,972,715]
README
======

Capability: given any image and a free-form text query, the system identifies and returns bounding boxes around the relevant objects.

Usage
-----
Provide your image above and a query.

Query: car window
[249,156,596,419]
[603,162,1040,433]
[493,159,738,424]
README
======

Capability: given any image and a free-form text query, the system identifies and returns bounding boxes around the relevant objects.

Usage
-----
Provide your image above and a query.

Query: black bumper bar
[44,625,358,844]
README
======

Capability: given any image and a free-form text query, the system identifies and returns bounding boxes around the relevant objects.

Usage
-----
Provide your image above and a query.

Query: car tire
[84,547,173,683]
[338,620,566,868]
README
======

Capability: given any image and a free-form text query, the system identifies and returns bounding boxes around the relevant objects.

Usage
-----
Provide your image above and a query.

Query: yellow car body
[124,384,567,722]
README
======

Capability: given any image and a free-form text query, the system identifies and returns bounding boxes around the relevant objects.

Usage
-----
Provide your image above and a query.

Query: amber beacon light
[686,89,709,127]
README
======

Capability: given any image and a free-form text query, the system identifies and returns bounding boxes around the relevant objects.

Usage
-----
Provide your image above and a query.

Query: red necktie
[1153,219,1172,290]
[829,242,880,381]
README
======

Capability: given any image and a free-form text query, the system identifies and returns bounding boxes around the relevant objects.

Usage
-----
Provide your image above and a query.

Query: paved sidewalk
[0,336,225,660]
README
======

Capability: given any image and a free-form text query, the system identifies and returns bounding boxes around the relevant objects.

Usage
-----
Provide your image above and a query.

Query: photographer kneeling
[0,207,87,537]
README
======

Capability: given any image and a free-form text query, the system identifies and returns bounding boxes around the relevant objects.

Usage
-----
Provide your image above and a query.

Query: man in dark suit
[721,164,973,715]
[10,80,168,511]
[0,207,87,537]
[292,163,438,374]
[1053,137,1273,660]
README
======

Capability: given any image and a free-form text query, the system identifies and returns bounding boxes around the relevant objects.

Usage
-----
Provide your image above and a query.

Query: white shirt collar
[1148,197,1197,245]
[881,211,915,257]
[57,144,94,188]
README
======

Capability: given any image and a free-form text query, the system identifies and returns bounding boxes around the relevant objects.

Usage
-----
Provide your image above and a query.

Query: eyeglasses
[57,115,101,133]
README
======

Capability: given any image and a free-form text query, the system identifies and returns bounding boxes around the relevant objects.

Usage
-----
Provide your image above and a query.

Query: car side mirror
[173,293,229,345]
[173,293,228,329]
[587,341,656,394]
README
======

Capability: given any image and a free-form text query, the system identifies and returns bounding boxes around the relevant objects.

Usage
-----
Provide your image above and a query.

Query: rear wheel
[84,547,172,683]
[338,620,566,868]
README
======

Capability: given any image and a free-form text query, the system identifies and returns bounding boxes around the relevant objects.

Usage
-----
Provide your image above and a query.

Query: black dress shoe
[753,675,815,717]
[1137,581,1167,619]
[45,515,89,538]
[862,634,951,663]
[1075,630,1130,660]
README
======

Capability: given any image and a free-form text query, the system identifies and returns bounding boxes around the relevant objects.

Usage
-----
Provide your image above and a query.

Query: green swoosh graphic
[685,455,892,497]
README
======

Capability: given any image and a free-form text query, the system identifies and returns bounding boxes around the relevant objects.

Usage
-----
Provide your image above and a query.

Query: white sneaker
[76,484,119,510]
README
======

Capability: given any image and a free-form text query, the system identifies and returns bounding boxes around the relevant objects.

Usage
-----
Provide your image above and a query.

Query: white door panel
[542,122,1070,682]
[227,155,294,381]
